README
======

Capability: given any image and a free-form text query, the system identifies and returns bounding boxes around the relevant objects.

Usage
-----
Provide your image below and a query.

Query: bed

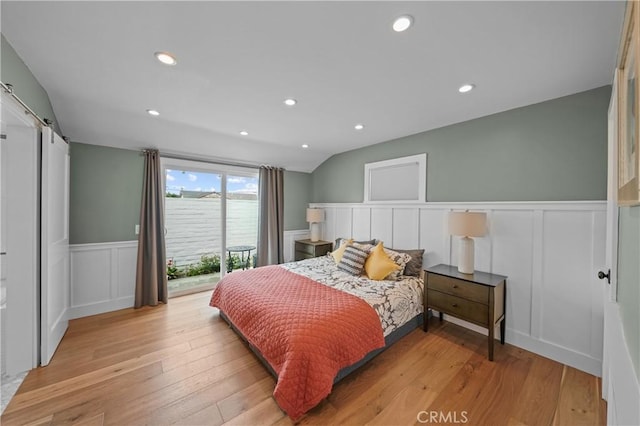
[209,251,424,420]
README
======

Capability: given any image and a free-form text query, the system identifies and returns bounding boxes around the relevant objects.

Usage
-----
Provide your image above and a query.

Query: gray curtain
[257,166,284,266]
[135,150,168,307]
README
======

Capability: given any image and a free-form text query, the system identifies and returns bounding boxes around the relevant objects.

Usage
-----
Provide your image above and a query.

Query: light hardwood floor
[1,291,606,425]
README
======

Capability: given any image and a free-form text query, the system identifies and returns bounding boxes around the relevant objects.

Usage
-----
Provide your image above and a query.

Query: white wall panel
[116,246,138,299]
[371,208,393,244]
[323,207,337,245]
[491,210,534,337]
[541,211,594,356]
[392,208,419,248]
[419,209,448,268]
[69,241,137,319]
[352,207,371,241]
[334,208,352,240]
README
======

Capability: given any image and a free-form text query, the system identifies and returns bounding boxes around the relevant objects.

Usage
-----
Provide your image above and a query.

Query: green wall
[70,143,144,244]
[283,171,311,231]
[617,207,640,382]
[1,34,61,134]
[70,143,312,244]
[311,86,610,203]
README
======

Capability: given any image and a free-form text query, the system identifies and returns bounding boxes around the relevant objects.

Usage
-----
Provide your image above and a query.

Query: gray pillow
[388,248,425,277]
[334,238,377,250]
[337,245,369,275]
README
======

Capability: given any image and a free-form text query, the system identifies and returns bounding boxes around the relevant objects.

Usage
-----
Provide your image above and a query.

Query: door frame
[602,69,640,425]
[160,157,258,295]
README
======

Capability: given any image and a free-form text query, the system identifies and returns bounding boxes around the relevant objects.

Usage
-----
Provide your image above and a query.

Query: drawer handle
[451,303,458,308]
[452,285,458,289]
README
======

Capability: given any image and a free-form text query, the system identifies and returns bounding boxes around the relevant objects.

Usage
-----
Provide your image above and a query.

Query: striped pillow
[337,245,369,276]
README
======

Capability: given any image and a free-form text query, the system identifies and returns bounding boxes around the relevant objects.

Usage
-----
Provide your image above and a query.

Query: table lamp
[449,211,487,274]
[306,208,325,242]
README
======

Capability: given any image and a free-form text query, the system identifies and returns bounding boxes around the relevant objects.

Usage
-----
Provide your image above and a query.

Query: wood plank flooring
[1,291,606,425]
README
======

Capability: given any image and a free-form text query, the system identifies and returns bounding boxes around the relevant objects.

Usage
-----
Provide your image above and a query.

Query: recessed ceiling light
[301,144,309,149]
[154,51,177,66]
[284,98,297,106]
[240,130,249,136]
[393,15,413,32]
[147,109,160,116]
[354,124,364,130]
[458,84,475,93]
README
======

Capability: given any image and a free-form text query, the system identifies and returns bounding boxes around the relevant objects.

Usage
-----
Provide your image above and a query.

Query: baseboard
[67,297,135,320]
[436,311,601,376]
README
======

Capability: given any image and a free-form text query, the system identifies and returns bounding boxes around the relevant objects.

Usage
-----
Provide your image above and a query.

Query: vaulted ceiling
[1,1,625,172]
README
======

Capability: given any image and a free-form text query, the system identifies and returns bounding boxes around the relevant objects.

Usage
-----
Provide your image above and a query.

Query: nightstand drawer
[295,241,316,255]
[428,274,489,305]
[295,251,315,261]
[427,290,488,326]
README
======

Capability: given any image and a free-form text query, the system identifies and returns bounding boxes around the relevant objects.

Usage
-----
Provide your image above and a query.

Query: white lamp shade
[449,211,486,237]
[306,208,324,223]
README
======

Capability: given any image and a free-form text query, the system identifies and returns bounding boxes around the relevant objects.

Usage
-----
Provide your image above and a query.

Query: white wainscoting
[70,231,310,319]
[311,201,607,376]
[69,241,138,319]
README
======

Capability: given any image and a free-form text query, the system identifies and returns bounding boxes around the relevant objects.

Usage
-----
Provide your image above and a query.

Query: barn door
[40,127,70,365]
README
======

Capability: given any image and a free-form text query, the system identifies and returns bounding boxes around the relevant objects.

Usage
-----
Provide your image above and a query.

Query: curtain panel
[135,150,168,307]
[257,166,284,266]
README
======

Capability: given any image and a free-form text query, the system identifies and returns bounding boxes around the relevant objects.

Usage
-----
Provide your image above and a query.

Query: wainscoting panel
[392,208,420,249]
[69,241,137,319]
[70,232,313,319]
[352,207,371,241]
[311,201,607,376]
[371,208,393,246]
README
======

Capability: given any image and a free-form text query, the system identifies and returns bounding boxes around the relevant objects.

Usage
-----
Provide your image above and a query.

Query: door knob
[598,269,611,284]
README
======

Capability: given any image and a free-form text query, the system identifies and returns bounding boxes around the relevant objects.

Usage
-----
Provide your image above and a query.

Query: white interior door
[40,127,70,366]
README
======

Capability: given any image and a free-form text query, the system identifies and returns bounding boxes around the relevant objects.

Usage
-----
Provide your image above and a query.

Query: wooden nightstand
[424,264,507,361]
[294,239,332,261]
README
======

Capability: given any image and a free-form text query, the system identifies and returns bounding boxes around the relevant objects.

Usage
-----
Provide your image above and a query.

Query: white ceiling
[1,1,625,172]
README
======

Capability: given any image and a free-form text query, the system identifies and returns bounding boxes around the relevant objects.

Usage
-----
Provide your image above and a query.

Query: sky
[166,169,258,195]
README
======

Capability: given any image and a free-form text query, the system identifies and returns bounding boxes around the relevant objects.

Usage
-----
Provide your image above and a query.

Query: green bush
[200,254,221,274]
[167,264,180,280]
[169,253,222,279]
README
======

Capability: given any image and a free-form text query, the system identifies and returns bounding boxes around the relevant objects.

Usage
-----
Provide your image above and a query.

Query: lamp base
[458,236,475,274]
[310,223,321,242]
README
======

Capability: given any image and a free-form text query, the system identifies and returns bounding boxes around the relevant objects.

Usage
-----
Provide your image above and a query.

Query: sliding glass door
[161,158,258,297]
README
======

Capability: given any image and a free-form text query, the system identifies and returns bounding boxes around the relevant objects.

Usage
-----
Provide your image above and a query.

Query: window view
[164,165,258,297]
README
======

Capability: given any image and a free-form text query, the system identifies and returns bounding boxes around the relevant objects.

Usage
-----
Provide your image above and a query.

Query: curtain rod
[1,81,52,128]
[153,151,274,170]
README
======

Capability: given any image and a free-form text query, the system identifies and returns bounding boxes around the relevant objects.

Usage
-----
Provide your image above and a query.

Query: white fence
[165,198,258,267]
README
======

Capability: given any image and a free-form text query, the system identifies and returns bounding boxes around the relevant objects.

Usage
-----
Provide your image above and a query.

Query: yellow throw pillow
[331,239,353,263]
[365,242,400,280]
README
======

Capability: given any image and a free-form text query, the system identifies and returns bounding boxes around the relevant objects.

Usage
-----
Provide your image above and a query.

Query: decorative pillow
[337,245,369,276]
[388,248,425,277]
[334,238,376,250]
[382,247,412,280]
[364,243,401,280]
[330,239,353,263]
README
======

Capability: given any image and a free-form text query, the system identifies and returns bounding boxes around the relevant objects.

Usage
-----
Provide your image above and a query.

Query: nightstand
[424,264,507,361]
[294,239,332,261]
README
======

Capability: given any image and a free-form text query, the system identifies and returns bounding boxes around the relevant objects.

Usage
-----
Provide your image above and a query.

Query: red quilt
[209,265,385,420]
